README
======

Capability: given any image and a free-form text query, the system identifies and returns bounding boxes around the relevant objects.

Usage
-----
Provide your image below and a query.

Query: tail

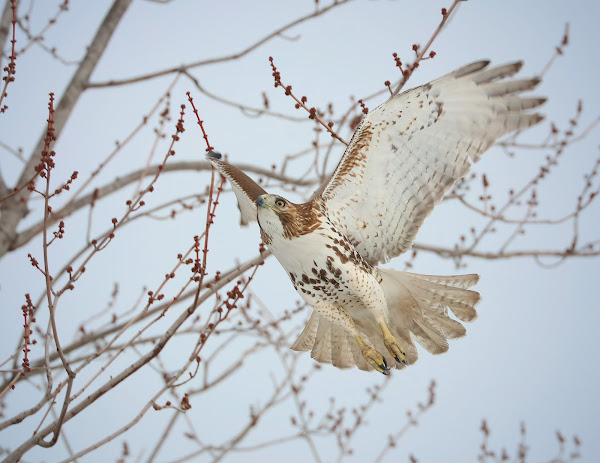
[291,269,481,372]
[378,269,481,366]
[291,311,373,371]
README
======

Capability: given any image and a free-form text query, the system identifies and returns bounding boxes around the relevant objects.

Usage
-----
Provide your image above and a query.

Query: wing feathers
[495,96,547,111]
[469,61,523,83]
[215,61,543,374]
[206,152,266,225]
[320,61,544,264]
[449,60,490,78]
[480,77,541,97]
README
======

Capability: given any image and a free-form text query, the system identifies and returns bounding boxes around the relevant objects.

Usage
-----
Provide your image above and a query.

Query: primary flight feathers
[207,61,544,373]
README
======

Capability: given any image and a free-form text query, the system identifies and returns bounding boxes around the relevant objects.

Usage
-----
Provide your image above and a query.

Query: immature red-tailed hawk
[208,61,544,374]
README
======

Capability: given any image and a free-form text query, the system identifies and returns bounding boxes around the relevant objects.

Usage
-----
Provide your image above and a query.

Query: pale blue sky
[1,1,599,461]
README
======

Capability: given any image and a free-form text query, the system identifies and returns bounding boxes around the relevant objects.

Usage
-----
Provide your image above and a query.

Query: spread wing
[206,151,266,225]
[321,61,545,265]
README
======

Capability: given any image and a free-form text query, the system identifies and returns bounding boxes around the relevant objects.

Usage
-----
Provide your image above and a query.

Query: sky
[1,0,599,462]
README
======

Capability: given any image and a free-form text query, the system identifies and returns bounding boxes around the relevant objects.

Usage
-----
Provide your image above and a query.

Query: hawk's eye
[275,198,286,208]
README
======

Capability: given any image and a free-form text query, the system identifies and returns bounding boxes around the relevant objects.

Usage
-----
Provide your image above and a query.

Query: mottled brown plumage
[207,60,544,373]
[277,201,322,240]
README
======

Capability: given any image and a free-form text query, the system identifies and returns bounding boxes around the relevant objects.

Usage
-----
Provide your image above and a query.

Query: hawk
[207,61,544,374]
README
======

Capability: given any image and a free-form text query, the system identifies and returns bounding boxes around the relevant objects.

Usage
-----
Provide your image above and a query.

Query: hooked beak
[256,194,267,208]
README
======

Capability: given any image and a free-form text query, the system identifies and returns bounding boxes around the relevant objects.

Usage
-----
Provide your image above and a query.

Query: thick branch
[0,0,133,258]
[0,0,18,71]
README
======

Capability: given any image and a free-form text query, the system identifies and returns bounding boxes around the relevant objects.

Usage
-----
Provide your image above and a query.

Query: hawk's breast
[267,216,376,312]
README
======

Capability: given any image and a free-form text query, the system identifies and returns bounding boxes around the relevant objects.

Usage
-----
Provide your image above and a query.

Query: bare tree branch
[85,0,352,89]
[9,161,315,251]
[0,0,133,258]
[0,3,595,461]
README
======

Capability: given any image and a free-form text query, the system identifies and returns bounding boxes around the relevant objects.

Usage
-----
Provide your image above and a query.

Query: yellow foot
[380,322,407,365]
[355,336,389,375]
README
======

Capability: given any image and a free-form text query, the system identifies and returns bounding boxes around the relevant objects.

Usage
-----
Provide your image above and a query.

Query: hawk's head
[256,194,321,242]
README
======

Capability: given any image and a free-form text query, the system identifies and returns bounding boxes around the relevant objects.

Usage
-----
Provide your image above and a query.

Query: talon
[380,322,407,365]
[395,354,408,365]
[355,335,389,374]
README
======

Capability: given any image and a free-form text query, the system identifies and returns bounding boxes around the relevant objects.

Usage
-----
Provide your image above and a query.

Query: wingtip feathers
[206,150,222,160]
[450,60,490,78]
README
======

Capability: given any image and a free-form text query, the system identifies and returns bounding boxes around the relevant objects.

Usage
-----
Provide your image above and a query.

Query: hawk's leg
[353,335,390,375]
[379,321,407,365]
[352,277,408,366]
[310,300,389,375]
